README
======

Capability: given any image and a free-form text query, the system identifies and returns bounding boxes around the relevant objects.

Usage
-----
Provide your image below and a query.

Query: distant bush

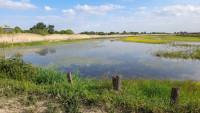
[13,26,23,33]
[8,30,16,34]
[31,29,49,36]
[59,30,66,34]
[66,29,74,34]
[0,55,38,81]
[23,30,31,33]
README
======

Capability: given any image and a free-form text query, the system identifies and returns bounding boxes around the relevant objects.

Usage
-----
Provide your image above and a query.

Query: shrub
[59,30,66,34]
[13,26,23,33]
[0,55,38,81]
[66,29,74,34]
[31,29,49,36]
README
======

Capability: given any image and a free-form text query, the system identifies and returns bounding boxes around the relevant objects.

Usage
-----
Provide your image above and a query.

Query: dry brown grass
[0,33,170,44]
[0,33,135,44]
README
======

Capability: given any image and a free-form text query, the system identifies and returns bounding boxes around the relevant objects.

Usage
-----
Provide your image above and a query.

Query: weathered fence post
[112,76,121,91]
[170,87,180,106]
[67,72,73,85]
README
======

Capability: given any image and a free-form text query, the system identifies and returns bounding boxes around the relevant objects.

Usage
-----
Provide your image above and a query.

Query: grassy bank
[0,38,91,48]
[1,56,200,112]
[122,35,200,44]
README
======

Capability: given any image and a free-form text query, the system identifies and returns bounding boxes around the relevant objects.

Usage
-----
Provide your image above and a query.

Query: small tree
[30,22,46,30]
[13,26,22,33]
[31,29,49,36]
[66,29,74,34]
[109,32,115,35]
[47,25,54,34]
[122,31,127,34]
[59,30,66,34]
[30,22,49,35]
[54,31,59,34]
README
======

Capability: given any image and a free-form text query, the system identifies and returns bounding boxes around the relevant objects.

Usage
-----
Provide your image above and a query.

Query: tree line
[80,31,170,35]
[0,22,74,35]
[0,22,172,36]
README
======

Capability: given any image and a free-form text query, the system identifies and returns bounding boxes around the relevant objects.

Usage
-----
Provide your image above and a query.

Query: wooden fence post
[170,87,180,106]
[67,72,73,85]
[112,76,121,91]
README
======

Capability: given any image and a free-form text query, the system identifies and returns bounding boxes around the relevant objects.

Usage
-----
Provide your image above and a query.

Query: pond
[1,39,200,80]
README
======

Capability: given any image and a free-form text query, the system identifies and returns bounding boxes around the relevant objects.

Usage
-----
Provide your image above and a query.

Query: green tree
[122,31,127,34]
[47,25,54,34]
[54,31,59,34]
[30,22,49,35]
[13,26,22,33]
[109,32,115,35]
[66,29,74,34]
[59,30,66,34]
[30,22,46,30]
[98,32,105,35]
[31,29,49,36]
[0,27,3,34]
[80,31,91,35]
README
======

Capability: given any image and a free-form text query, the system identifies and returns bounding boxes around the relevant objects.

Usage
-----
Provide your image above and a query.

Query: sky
[0,0,200,33]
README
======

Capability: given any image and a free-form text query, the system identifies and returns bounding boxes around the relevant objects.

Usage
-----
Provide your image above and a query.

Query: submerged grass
[122,35,200,44]
[1,56,200,112]
[172,43,200,47]
[155,48,200,60]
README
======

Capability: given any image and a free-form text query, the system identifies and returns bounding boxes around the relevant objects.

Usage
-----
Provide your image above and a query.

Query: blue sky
[0,0,200,33]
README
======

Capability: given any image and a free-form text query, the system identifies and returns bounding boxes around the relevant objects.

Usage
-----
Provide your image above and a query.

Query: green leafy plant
[0,55,38,81]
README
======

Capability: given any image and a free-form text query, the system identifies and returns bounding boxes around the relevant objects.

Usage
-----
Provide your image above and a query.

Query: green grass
[122,35,200,60]
[122,35,200,44]
[0,37,119,48]
[1,56,200,112]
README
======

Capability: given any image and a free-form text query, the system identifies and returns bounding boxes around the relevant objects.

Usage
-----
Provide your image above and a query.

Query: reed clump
[155,48,200,60]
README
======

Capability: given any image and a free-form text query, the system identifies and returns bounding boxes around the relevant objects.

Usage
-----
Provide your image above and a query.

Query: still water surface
[2,39,200,80]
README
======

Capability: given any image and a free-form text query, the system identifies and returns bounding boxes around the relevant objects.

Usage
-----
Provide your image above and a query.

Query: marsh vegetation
[1,35,200,112]
[1,56,200,112]
[123,35,200,60]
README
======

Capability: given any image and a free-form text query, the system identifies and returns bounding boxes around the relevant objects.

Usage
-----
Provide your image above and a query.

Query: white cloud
[0,0,37,10]
[21,0,29,3]
[139,6,147,10]
[62,9,75,15]
[44,6,56,11]
[36,15,61,20]
[119,0,133,2]
[153,5,200,17]
[63,4,125,16]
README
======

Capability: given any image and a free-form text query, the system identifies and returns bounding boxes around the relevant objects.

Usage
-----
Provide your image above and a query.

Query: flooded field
[1,39,200,80]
